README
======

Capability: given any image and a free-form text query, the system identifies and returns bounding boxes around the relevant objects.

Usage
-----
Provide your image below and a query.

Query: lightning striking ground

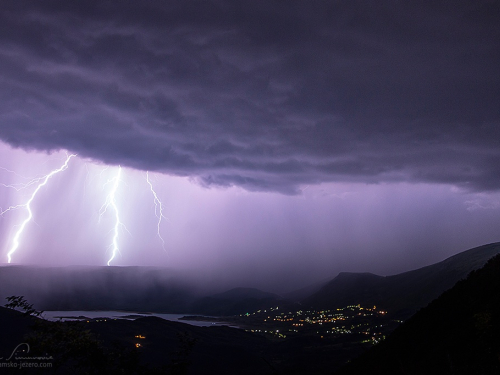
[146,171,166,252]
[1,153,76,263]
[2,158,170,266]
[99,166,126,266]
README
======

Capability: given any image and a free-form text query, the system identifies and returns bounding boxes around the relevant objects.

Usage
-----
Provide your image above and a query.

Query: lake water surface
[42,310,238,328]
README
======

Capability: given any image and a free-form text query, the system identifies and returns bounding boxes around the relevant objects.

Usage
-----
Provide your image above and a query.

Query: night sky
[0,1,499,292]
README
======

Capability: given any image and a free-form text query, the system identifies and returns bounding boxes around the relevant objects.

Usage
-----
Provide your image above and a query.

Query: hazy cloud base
[0,0,499,193]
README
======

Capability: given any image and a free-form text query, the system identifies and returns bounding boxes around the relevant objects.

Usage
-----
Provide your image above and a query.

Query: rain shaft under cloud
[1,144,500,292]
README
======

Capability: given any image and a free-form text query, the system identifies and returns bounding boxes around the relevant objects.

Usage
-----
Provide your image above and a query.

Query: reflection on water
[42,310,238,328]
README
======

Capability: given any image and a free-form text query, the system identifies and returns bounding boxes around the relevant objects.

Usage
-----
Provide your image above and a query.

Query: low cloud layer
[0,1,499,193]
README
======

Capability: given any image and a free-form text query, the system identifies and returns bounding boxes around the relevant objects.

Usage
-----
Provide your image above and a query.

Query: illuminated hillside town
[209,305,403,345]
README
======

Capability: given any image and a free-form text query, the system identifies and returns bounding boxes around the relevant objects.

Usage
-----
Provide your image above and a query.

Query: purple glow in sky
[0,1,499,290]
[1,141,500,291]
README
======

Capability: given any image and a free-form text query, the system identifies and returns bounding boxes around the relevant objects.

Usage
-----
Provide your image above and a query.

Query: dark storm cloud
[0,0,499,193]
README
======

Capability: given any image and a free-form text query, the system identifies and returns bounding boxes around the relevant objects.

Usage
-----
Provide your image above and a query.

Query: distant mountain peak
[303,242,500,319]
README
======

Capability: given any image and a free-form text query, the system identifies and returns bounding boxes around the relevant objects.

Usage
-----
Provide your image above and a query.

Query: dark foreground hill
[303,242,500,318]
[336,253,500,375]
[0,303,370,374]
[0,305,274,375]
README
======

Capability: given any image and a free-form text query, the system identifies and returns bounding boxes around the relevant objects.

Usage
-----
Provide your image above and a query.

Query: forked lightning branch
[0,155,167,265]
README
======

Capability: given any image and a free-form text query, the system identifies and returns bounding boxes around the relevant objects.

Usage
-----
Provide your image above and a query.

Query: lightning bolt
[1,153,76,264]
[99,166,127,266]
[146,171,166,252]
[2,158,171,266]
